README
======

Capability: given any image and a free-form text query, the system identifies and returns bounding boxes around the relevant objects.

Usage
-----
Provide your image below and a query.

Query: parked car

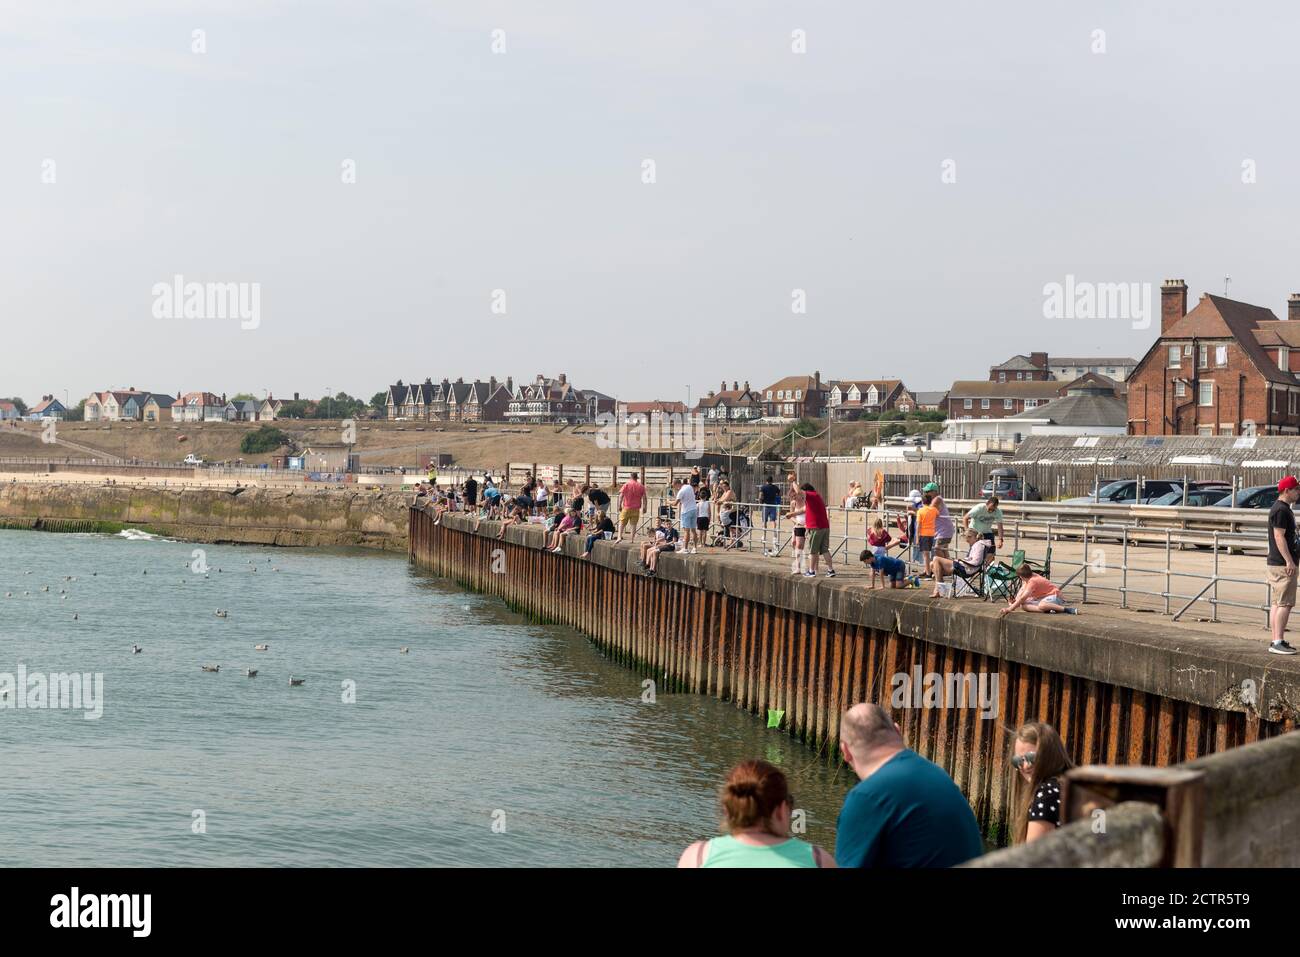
[183,453,204,465]
[1146,487,1233,507]
[1211,486,1280,509]
[1061,479,1222,506]
[979,468,1041,502]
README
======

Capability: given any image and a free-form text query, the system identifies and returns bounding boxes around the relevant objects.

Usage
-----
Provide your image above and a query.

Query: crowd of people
[677,705,1073,868]
[417,466,1077,613]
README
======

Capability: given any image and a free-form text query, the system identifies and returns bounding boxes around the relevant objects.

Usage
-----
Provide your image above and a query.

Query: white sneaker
[690,547,698,555]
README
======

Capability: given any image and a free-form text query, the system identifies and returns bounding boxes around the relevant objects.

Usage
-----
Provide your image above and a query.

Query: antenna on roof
[1224,275,1231,296]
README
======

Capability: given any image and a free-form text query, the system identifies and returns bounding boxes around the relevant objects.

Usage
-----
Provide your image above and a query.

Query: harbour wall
[411,507,1300,843]
[0,482,411,550]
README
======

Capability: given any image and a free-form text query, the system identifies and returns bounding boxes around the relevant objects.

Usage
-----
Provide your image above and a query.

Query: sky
[3,0,1299,407]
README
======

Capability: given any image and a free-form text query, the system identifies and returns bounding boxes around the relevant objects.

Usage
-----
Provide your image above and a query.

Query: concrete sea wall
[411,507,1300,843]
[0,482,411,551]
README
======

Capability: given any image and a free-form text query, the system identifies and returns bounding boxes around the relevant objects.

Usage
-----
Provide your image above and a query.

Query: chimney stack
[814,370,822,391]
[732,380,738,391]
[506,376,514,393]
[294,392,300,401]
[1161,279,1188,334]
[743,380,750,391]
[1029,352,1048,371]
[1288,294,1300,322]
[721,380,726,392]
[559,373,567,385]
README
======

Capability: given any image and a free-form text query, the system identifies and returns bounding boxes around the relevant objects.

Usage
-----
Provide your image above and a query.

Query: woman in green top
[677,760,836,868]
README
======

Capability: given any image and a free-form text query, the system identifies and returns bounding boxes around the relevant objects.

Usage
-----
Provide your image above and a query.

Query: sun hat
[922,482,939,492]
[908,489,922,505]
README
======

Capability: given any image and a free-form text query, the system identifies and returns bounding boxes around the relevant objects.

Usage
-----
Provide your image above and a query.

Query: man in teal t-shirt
[834,703,984,868]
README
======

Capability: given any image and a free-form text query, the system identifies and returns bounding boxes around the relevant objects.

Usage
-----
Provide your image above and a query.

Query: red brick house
[1127,280,1300,436]
[988,353,1051,383]
[760,373,829,419]
[945,380,1062,420]
[826,380,915,419]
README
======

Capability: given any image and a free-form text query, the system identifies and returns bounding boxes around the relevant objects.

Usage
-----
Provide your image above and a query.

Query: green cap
[923,482,938,492]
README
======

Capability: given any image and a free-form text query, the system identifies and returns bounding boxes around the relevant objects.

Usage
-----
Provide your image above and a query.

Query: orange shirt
[917,504,938,537]
[1020,575,1060,602]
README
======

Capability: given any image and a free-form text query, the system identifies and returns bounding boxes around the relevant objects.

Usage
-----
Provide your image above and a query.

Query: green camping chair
[986,549,1025,602]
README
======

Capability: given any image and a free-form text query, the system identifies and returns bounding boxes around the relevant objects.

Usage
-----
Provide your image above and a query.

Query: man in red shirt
[801,483,835,577]
[616,472,647,542]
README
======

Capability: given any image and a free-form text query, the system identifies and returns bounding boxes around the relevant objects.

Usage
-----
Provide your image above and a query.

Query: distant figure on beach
[835,703,984,868]
[677,760,835,869]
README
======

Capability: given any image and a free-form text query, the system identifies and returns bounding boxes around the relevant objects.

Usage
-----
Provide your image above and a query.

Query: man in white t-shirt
[675,478,699,554]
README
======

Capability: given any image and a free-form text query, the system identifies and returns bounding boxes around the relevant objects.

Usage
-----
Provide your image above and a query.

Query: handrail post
[1121,526,1129,609]
[1165,528,1172,615]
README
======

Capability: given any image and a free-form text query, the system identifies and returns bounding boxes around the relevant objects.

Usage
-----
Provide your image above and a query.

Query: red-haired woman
[677,760,835,868]
[1010,722,1075,843]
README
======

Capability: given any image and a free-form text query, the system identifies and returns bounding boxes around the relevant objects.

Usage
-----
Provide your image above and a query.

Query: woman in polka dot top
[1010,722,1074,844]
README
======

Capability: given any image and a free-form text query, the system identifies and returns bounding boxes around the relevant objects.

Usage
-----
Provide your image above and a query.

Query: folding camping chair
[986,548,1026,602]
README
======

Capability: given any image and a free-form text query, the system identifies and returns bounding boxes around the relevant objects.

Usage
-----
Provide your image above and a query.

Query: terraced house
[385,377,512,422]
[1127,279,1300,436]
[84,388,151,422]
[505,373,614,424]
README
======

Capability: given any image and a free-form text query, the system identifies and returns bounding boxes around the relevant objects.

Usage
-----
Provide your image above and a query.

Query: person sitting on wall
[547,506,583,553]
[644,520,678,576]
[581,509,616,559]
[496,492,532,541]
[637,517,672,569]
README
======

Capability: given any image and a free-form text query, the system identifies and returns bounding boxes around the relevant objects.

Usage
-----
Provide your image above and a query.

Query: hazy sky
[4,1,1298,406]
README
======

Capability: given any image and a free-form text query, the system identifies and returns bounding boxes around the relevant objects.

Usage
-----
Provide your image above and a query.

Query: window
[1198,344,1208,368]
[1281,347,1290,371]
[1291,391,1298,415]
[1024,399,1039,409]
[1175,380,1186,397]
[1107,367,1116,375]
[964,398,973,410]
[1198,382,1213,406]
[1221,426,1234,436]
[1274,389,1279,414]
[1197,426,1213,436]
[1215,346,1227,367]
[980,399,990,410]
[999,372,1006,383]
[795,389,802,400]
[1168,346,1180,368]
[1004,398,1013,409]
[765,391,772,400]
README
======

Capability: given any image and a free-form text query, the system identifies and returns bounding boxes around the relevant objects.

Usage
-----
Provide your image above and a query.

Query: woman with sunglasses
[1010,722,1074,843]
[677,760,835,868]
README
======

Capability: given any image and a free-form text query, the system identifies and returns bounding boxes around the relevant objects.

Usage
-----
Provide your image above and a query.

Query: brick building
[988,353,1051,383]
[945,380,1062,420]
[1127,280,1300,436]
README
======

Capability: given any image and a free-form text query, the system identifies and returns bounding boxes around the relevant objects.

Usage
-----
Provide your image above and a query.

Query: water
[0,529,853,866]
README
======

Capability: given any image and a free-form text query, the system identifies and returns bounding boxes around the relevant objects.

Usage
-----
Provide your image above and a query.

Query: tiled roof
[1051,357,1139,366]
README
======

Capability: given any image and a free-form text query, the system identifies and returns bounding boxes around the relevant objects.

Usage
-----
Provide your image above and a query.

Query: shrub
[240,426,289,454]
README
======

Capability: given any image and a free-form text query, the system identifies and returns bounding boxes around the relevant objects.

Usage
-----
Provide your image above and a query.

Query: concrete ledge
[1186,731,1300,866]
[432,513,1300,714]
[961,802,1165,868]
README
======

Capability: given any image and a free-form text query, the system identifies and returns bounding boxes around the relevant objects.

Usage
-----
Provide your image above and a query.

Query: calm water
[0,529,853,866]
